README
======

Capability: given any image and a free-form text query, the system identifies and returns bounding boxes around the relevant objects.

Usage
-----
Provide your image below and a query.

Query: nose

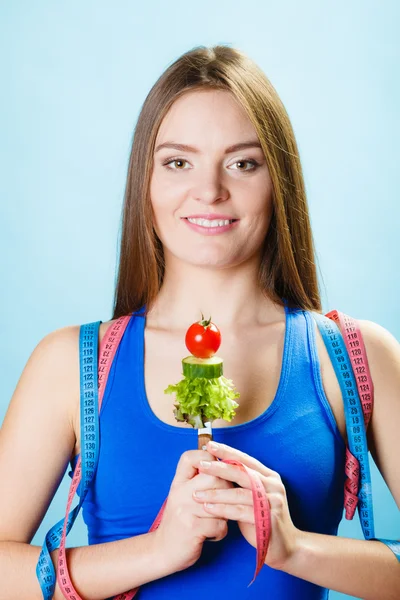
[190,172,230,206]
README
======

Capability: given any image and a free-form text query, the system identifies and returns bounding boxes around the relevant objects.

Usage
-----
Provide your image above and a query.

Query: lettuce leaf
[164,376,240,428]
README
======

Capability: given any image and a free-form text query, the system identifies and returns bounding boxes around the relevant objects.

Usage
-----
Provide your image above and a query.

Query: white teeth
[187,218,233,227]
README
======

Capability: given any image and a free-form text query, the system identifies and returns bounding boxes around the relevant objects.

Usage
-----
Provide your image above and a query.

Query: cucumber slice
[182,355,223,379]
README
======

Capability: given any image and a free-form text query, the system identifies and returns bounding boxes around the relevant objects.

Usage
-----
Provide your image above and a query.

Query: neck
[146,256,283,332]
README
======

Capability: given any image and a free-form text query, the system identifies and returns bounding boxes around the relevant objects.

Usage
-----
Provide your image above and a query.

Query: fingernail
[205,503,215,508]
[208,441,219,450]
[194,490,205,498]
[200,460,212,468]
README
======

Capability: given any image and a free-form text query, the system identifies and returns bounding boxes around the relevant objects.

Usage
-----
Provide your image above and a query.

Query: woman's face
[150,89,273,270]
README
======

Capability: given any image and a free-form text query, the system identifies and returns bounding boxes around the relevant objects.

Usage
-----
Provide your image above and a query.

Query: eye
[229,159,260,172]
[162,157,190,170]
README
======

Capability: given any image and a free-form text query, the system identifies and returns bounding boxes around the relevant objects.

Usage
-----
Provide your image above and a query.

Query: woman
[0,45,399,600]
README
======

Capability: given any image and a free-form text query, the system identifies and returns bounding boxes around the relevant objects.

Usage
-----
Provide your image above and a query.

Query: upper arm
[0,325,80,543]
[358,319,400,508]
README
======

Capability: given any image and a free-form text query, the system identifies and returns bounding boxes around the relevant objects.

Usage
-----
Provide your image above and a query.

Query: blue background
[1,2,399,598]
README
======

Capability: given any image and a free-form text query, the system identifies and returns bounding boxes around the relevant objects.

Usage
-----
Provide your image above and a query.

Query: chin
[184,253,239,269]
[163,243,242,268]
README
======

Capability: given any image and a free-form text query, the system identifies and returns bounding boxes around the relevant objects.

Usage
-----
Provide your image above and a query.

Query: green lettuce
[164,375,240,429]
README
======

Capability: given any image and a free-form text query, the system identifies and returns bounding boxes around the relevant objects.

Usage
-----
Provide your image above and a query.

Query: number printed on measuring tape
[313,311,375,538]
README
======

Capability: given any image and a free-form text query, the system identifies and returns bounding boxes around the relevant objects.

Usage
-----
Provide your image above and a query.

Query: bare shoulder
[0,317,122,544]
[0,324,80,542]
[26,318,120,464]
[357,318,399,352]
[356,318,400,409]
[357,318,400,399]
[357,319,400,503]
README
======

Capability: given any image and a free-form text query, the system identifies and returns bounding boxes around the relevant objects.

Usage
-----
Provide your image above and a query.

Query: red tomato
[185,314,221,358]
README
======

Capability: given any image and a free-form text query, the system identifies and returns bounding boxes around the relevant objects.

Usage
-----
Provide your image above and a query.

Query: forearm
[0,533,171,600]
[279,531,400,600]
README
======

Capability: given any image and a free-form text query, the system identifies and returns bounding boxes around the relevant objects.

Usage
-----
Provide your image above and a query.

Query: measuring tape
[312,310,400,561]
[36,308,400,599]
[36,317,130,600]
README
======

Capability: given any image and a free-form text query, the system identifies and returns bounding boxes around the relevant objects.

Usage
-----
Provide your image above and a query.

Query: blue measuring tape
[312,312,400,561]
[36,321,103,600]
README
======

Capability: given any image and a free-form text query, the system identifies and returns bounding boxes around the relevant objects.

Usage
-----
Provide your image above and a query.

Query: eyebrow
[154,140,263,154]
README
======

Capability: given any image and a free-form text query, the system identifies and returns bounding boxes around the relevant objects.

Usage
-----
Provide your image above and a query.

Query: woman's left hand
[193,441,302,571]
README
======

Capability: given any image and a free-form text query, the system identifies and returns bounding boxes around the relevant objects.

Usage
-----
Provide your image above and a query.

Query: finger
[196,459,259,489]
[197,459,285,494]
[191,496,227,519]
[191,473,232,495]
[173,449,218,485]
[195,488,285,513]
[197,517,228,542]
[193,486,253,506]
[205,441,279,479]
[203,502,255,524]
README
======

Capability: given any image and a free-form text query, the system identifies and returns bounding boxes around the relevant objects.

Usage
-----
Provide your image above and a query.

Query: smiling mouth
[183,217,239,227]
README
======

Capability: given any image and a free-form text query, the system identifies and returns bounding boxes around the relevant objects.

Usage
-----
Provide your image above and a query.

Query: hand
[193,441,301,571]
[153,447,234,574]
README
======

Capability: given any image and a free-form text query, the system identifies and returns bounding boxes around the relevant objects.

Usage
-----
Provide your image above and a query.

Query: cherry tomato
[185,313,221,358]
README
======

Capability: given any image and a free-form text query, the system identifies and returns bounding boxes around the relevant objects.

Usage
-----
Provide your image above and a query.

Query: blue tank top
[69,304,346,599]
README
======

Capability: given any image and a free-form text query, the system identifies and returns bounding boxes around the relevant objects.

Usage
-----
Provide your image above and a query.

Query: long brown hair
[111,44,324,319]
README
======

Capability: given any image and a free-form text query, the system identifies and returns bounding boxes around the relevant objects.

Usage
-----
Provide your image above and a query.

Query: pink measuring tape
[40,307,389,599]
[325,309,373,520]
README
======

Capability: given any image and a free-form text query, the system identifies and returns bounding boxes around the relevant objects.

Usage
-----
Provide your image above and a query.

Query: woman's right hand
[152,448,233,573]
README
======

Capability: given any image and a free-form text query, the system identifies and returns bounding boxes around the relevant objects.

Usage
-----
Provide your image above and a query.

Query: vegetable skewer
[164,313,240,449]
